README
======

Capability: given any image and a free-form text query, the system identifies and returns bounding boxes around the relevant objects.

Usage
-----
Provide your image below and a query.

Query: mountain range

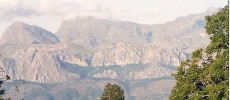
[0,9,217,100]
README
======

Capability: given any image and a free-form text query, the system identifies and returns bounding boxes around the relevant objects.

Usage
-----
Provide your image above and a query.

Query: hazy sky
[0,0,227,35]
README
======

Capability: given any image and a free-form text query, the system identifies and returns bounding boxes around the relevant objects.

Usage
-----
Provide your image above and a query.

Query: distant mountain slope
[0,9,214,84]
[147,11,213,52]
[0,22,59,44]
[0,8,219,100]
[56,11,213,52]
[56,17,150,48]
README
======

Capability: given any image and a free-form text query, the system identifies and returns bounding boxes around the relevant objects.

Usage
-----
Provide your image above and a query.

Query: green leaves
[170,5,229,100]
[192,48,203,60]
[205,5,229,53]
[100,83,125,100]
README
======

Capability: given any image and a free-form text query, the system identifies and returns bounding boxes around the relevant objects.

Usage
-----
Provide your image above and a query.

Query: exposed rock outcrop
[91,42,186,67]
[12,46,65,83]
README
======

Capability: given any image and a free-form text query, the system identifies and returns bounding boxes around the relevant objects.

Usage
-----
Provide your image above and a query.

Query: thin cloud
[0,0,227,34]
[0,0,227,22]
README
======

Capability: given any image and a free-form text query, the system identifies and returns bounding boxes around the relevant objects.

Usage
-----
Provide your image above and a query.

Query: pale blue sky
[0,0,227,35]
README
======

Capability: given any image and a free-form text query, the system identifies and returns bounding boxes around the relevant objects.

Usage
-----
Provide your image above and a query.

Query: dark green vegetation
[100,83,125,100]
[170,5,229,100]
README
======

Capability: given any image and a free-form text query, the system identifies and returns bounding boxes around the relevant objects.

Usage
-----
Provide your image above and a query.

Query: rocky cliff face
[91,42,186,67]
[0,43,94,83]
[12,46,65,83]
[0,57,15,78]
[0,44,64,83]
[0,10,217,99]
[0,22,59,44]
[0,12,210,83]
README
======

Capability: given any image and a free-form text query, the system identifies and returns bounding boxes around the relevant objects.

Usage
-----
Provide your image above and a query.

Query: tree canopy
[170,5,229,100]
[100,83,125,100]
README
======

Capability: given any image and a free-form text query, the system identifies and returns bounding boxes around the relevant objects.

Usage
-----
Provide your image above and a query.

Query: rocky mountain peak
[8,21,28,29]
[0,22,59,45]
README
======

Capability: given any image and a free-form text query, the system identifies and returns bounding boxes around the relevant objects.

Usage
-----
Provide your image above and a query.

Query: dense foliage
[100,83,125,100]
[170,5,229,100]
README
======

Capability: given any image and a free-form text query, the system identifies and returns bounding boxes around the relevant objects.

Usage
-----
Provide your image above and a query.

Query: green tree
[100,83,125,100]
[170,5,229,100]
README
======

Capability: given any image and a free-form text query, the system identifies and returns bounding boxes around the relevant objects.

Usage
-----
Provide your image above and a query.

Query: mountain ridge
[0,10,217,99]
[0,22,59,45]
